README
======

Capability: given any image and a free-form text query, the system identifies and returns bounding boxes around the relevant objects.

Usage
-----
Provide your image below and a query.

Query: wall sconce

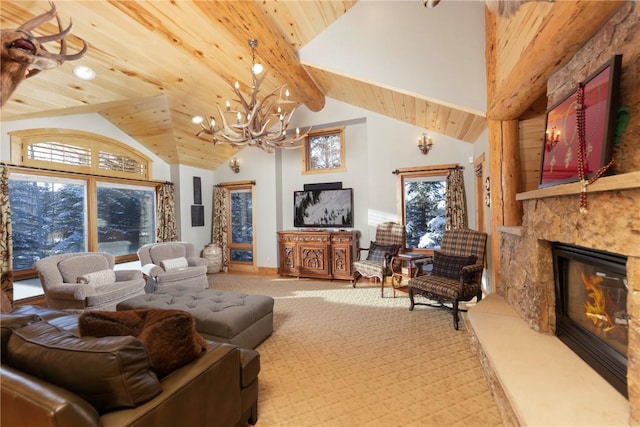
[417,133,433,155]
[229,157,240,173]
[545,127,560,151]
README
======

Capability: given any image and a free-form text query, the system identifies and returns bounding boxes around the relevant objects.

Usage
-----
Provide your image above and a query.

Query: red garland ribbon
[576,83,614,214]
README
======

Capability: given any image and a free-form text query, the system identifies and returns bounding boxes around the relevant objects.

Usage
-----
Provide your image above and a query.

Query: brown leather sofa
[1,306,259,427]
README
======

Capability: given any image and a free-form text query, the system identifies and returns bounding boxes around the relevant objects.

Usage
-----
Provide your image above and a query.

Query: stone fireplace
[482,3,640,424]
[495,182,639,425]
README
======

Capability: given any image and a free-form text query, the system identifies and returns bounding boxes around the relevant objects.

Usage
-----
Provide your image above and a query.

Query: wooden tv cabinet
[277,230,359,281]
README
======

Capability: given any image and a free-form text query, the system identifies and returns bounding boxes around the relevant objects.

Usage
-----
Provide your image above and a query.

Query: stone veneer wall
[496,3,639,425]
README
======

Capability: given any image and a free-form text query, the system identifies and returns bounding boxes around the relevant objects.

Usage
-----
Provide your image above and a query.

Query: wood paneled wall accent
[305,65,487,143]
[519,115,545,192]
[487,1,626,121]
[488,120,503,288]
[488,119,521,287]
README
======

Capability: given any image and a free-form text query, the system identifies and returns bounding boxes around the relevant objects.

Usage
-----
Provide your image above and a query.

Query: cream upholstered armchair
[137,242,208,291]
[408,228,487,330]
[33,252,145,312]
[352,222,406,297]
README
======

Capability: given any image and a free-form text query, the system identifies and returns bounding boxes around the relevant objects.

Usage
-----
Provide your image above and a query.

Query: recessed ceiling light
[73,65,96,81]
[192,116,204,125]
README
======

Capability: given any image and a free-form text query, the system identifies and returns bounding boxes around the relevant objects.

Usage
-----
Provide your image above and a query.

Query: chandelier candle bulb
[226,101,230,112]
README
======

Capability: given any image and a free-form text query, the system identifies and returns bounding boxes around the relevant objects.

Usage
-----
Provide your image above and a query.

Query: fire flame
[582,272,614,331]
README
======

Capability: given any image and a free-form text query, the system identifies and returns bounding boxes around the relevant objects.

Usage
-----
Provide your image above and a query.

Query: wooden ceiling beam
[196,1,325,112]
[487,0,626,121]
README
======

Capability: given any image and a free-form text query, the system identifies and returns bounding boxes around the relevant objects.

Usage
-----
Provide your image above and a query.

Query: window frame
[10,128,151,180]
[396,165,455,253]
[222,182,258,273]
[7,128,159,281]
[302,126,346,174]
[9,168,159,280]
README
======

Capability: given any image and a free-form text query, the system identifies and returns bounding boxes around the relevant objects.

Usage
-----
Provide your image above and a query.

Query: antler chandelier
[195,39,309,152]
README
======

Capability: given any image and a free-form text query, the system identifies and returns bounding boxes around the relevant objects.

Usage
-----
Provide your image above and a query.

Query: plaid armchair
[408,229,487,330]
[351,222,405,297]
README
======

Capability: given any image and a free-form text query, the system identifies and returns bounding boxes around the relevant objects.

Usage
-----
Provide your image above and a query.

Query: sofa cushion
[431,251,477,280]
[76,269,116,286]
[6,320,161,414]
[79,309,207,378]
[160,256,189,271]
[58,254,110,283]
[0,312,41,363]
[366,241,398,263]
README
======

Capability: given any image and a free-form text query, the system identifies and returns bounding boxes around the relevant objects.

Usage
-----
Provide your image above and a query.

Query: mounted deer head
[423,0,549,17]
[1,1,88,106]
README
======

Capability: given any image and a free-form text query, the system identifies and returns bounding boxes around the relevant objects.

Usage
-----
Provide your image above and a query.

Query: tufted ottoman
[116,285,274,349]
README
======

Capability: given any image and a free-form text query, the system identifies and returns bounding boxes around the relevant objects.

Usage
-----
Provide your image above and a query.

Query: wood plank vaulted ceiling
[0,1,486,170]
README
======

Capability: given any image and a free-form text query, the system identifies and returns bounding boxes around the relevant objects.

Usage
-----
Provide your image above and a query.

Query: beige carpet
[211,274,503,427]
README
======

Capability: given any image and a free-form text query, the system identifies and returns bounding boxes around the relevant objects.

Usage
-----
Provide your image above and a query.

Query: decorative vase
[202,244,222,274]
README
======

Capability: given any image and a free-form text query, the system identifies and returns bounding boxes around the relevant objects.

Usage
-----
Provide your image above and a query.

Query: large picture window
[97,183,156,256]
[9,174,87,271]
[9,173,156,275]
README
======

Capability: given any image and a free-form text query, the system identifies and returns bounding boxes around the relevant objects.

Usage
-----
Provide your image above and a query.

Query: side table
[391,252,432,297]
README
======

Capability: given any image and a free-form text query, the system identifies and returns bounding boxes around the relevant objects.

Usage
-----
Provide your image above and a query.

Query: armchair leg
[453,300,459,330]
[408,287,415,311]
[352,272,361,288]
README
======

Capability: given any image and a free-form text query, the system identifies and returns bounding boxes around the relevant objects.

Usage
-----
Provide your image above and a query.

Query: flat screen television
[294,188,353,228]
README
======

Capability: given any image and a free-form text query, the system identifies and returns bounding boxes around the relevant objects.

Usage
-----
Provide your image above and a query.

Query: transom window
[10,128,150,180]
[303,127,345,173]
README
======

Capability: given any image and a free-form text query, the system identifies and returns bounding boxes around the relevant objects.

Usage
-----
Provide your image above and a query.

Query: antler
[1,1,88,106]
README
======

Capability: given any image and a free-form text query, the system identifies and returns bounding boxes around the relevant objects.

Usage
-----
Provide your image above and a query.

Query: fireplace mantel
[516,171,640,201]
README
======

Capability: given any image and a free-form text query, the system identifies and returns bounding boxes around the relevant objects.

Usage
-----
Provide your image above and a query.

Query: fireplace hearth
[553,243,628,397]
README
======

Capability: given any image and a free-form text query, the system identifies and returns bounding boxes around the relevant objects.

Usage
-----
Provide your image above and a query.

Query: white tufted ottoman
[117,285,274,349]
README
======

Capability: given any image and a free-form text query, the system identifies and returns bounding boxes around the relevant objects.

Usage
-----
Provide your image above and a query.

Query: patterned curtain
[211,186,229,272]
[0,166,13,308]
[156,182,177,242]
[445,168,468,230]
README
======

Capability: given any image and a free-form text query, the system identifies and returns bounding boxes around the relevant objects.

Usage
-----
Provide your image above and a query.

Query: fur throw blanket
[79,309,207,378]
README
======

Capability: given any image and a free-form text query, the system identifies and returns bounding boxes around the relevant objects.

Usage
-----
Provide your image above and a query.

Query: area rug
[211,274,502,427]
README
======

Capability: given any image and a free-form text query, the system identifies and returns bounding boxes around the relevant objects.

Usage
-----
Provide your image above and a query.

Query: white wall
[300,0,486,113]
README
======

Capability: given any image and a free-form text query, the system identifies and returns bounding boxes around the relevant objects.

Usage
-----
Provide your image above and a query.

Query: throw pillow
[79,309,207,378]
[7,320,161,414]
[77,269,116,286]
[160,256,189,271]
[366,241,398,264]
[431,251,477,280]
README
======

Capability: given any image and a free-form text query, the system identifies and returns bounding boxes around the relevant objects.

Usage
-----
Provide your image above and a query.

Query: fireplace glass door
[553,243,628,397]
